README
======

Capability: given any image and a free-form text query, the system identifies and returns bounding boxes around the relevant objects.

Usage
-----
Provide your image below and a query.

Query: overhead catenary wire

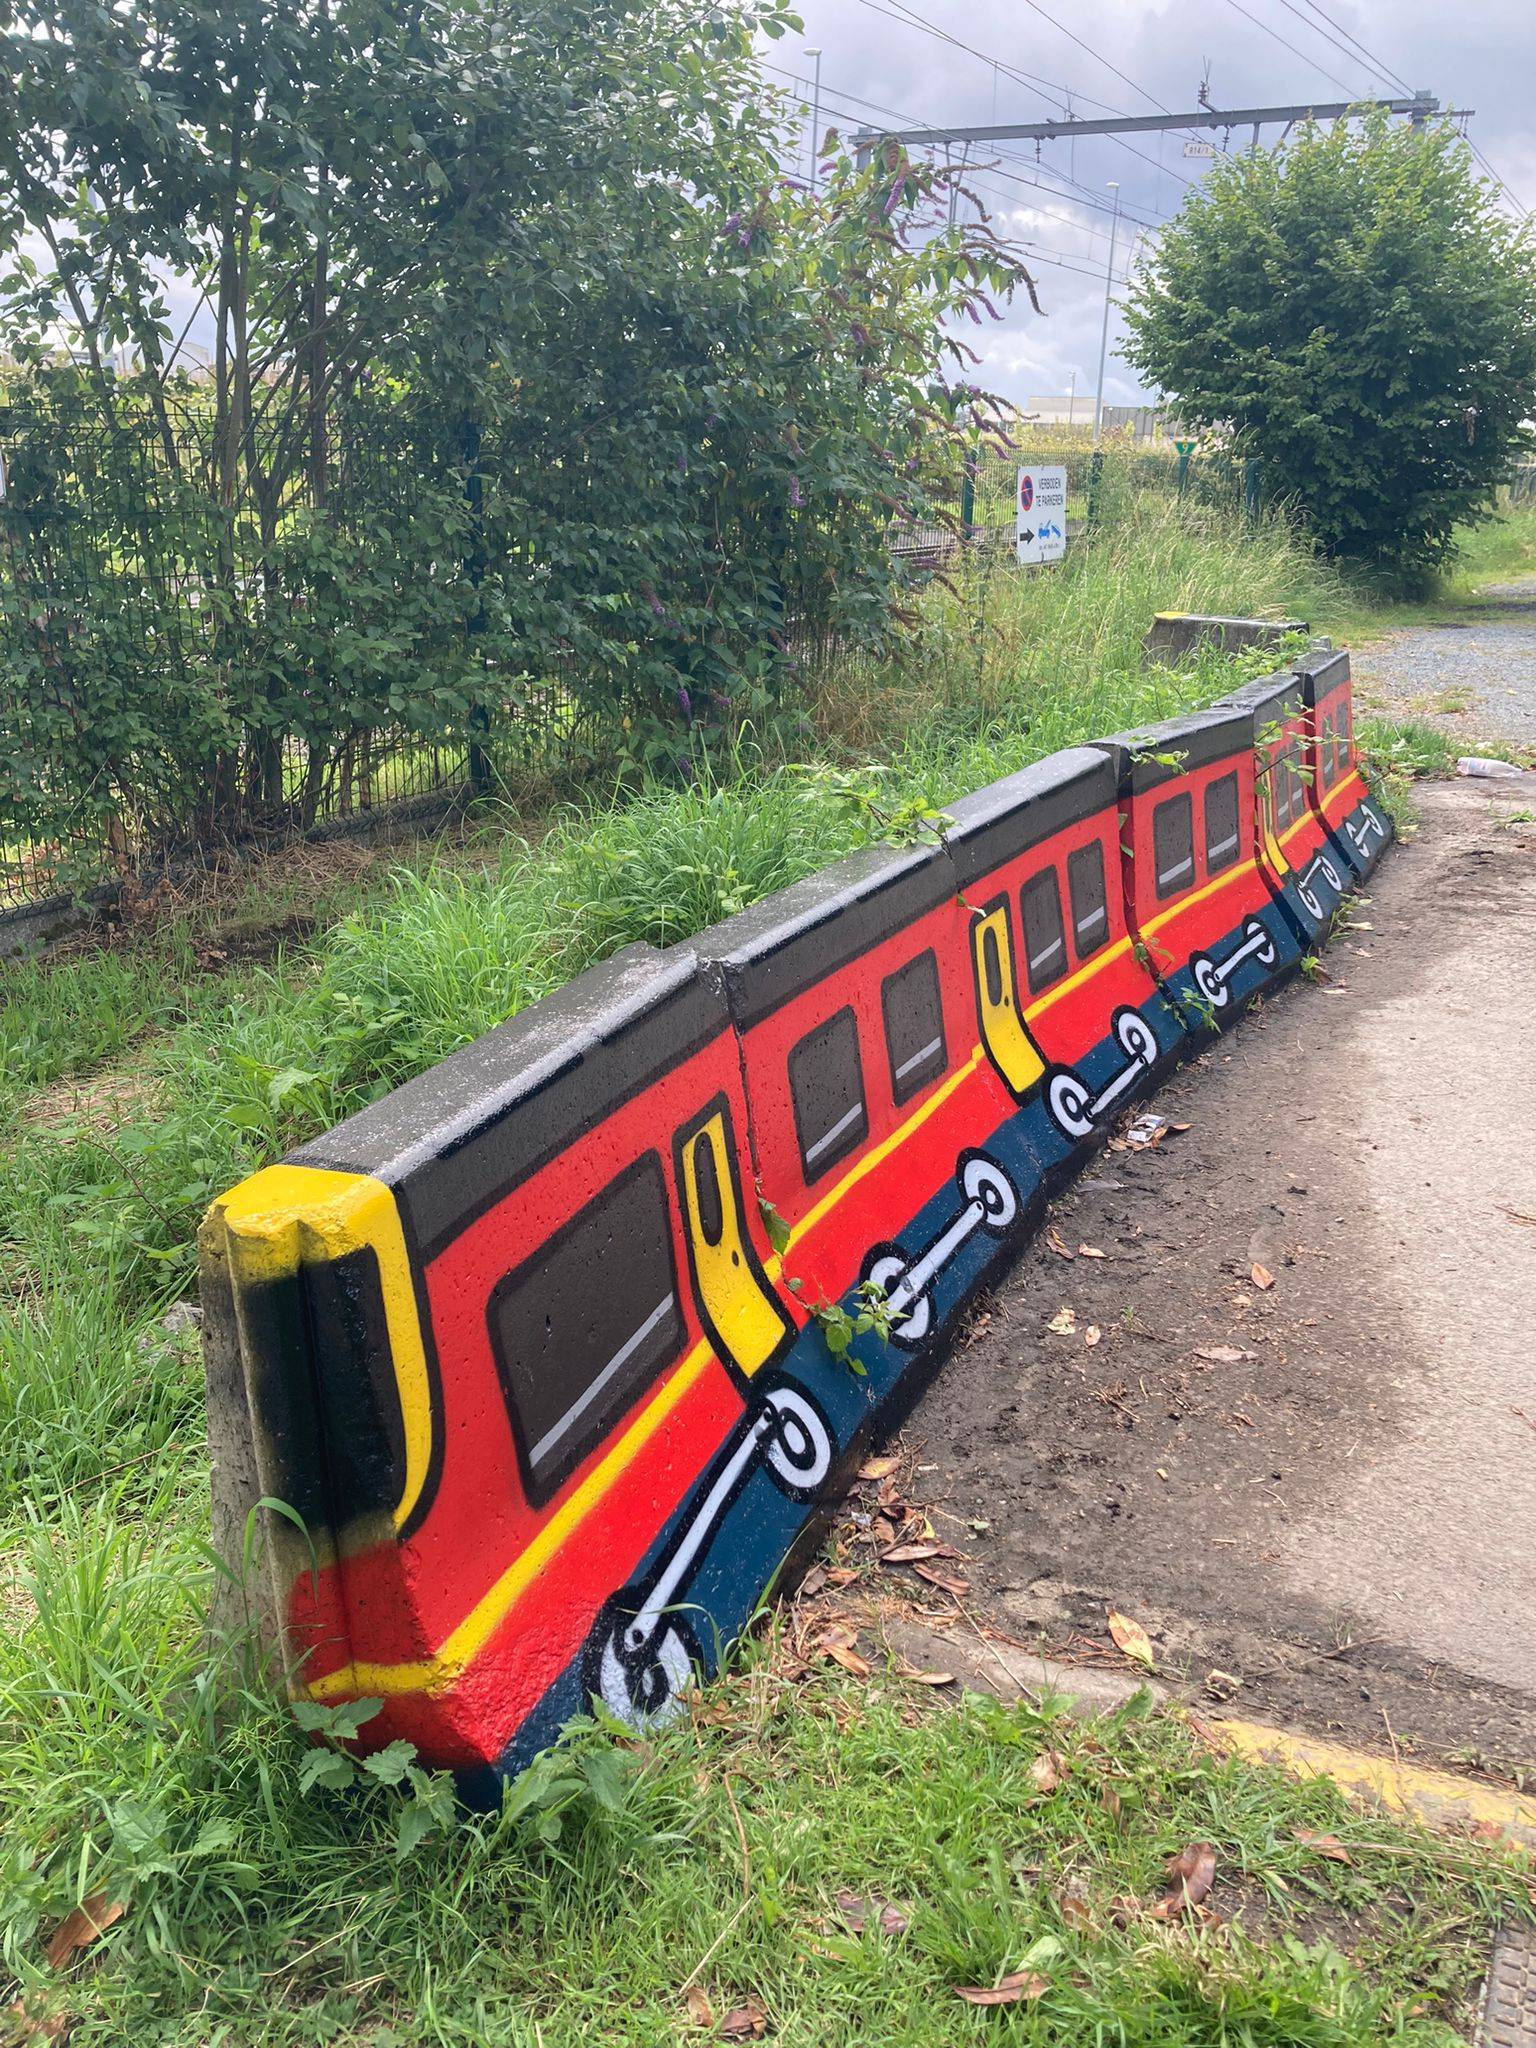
[1220,0,1362,97]
[845,0,1198,190]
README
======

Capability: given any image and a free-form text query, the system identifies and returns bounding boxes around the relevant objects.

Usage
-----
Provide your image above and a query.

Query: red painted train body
[202,651,1387,1795]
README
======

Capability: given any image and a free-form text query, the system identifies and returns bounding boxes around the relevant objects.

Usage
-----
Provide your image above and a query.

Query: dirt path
[900,774,1536,1775]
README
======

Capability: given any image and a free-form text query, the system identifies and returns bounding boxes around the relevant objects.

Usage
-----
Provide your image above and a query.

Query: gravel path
[1353,580,1536,746]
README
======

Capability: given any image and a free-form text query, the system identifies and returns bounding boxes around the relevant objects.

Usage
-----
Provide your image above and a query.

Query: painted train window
[789,1006,869,1184]
[881,950,948,1107]
[1067,840,1109,960]
[1203,772,1240,874]
[1021,869,1068,994]
[488,1152,685,1507]
[1152,791,1195,900]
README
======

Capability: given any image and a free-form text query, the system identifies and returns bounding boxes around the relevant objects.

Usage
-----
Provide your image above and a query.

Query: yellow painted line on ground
[1212,1718,1536,1848]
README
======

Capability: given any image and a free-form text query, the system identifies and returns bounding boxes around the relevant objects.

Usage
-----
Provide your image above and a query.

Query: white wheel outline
[597,1620,692,1731]
[1114,1009,1159,1065]
[865,1249,932,1343]
[960,1152,1019,1230]
[763,1385,834,1492]
[1192,954,1230,1009]
[1047,1069,1094,1140]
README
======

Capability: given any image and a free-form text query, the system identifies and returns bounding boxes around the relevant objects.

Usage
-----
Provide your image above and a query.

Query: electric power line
[1221,0,1361,96]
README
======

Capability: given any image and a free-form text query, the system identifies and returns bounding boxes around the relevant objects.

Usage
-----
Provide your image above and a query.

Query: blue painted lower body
[473,920,1291,1795]
[1269,841,1351,949]
[1326,792,1393,886]
[1160,895,1301,1034]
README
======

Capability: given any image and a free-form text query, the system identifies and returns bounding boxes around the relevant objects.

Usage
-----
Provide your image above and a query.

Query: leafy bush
[1123,113,1536,578]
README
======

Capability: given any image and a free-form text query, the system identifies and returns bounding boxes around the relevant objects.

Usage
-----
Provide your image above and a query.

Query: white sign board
[1016,466,1067,566]
[1183,139,1216,159]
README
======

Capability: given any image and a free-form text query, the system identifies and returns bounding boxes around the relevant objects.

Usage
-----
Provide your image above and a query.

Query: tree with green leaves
[0,0,1029,861]
[1123,113,1536,578]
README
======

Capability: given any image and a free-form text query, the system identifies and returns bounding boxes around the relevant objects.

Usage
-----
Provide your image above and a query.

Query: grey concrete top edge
[693,837,954,1030]
[1213,668,1305,721]
[942,746,1114,887]
[1089,703,1254,790]
[291,941,727,1233]
[1293,644,1351,695]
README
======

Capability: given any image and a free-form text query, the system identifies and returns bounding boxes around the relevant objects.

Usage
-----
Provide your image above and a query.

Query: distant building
[1024,394,1172,441]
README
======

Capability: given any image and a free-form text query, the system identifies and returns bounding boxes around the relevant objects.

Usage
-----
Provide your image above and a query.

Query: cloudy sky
[763,0,1535,410]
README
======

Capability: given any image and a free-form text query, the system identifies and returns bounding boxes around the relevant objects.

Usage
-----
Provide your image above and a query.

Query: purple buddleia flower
[982,294,1002,321]
[676,452,688,475]
[790,474,804,508]
[883,178,904,218]
[724,211,741,235]
[647,590,664,617]
[678,686,693,725]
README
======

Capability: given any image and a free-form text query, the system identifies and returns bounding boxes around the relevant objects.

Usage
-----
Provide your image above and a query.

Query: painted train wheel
[1046,1067,1095,1140]
[1113,1009,1159,1066]
[597,1621,692,1731]
[960,1152,1019,1231]
[1191,954,1230,1010]
[763,1386,835,1494]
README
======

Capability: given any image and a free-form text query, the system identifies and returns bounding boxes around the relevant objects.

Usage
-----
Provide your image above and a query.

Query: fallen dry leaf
[816,1626,872,1678]
[686,1985,716,2028]
[1250,1263,1275,1291]
[834,1889,909,1937]
[896,1660,955,1686]
[912,1563,971,1601]
[954,1972,1049,2007]
[880,1541,944,1565]
[45,1894,124,1971]
[1471,1819,1506,1843]
[1046,1227,1075,1259]
[1204,1669,1243,1701]
[1056,1889,1097,1933]
[1106,1609,1155,1669]
[1084,1325,1102,1348]
[797,1564,828,1601]
[719,1998,768,2040]
[858,1454,900,1482]
[1294,1830,1353,1864]
[1029,1749,1066,1793]
[1195,1345,1254,1364]
[1149,1842,1217,1918]
[1047,1307,1078,1335]
[1077,1243,1106,1259]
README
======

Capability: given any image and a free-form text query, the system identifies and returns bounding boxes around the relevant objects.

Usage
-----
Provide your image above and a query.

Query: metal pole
[1092,184,1120,448]
[806,48,822,190]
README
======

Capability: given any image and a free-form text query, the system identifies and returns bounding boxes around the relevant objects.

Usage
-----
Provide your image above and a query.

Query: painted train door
[969,895,1046,1100]
[673,1095,793,1386]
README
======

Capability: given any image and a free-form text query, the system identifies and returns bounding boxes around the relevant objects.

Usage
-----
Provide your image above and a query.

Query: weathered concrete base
[0,884,117,959]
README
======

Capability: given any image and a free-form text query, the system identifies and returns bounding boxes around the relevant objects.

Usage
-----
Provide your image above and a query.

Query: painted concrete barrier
[201,644,1392,1798]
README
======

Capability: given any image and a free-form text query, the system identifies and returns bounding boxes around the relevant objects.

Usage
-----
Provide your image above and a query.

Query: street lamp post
[1092,181,1121,447]
[806,49,822,190]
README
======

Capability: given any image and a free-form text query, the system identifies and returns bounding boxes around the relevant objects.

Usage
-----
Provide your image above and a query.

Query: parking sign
[1016,466,1067,566]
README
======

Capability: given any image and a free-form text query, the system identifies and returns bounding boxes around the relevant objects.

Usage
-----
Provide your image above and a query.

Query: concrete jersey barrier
[201,642,1392,1798]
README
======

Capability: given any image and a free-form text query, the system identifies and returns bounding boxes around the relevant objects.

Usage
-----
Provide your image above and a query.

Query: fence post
[960,442,977,546]
[460,413,490,795]
[1243,456,1262,520]
[1086,449,1105,531]
[1176,437,1194,498]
